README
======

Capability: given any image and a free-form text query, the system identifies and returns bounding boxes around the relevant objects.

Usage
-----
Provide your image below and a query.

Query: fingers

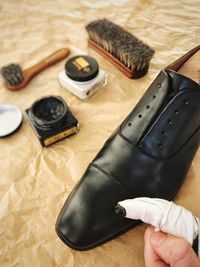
[144,227,168,267]
[150,231,200,267]
[118,198,198,246]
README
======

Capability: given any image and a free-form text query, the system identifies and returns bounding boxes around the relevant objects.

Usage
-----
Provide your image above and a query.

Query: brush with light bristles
[86,19,155,79]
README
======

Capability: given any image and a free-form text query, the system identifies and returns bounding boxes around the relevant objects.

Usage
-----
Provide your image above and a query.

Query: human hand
[117,198,199,248]
[115,197,200,265]
[144,226,200,267]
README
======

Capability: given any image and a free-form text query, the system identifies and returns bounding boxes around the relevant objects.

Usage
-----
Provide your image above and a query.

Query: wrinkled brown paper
[0,1,199,266]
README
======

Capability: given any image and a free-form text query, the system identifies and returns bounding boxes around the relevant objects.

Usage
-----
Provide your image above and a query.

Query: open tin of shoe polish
[26,96,79,147]
[58,55,107,100]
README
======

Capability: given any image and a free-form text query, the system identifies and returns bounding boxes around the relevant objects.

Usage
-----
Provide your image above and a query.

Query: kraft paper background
[0,1,199,266]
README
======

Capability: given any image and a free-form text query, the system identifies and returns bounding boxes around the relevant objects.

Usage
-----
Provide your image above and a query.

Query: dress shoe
[56,45,200,250]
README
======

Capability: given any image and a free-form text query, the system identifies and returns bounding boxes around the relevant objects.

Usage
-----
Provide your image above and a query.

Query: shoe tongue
[166,69,200,92]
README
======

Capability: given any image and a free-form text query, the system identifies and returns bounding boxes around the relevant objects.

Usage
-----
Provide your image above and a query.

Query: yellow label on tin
[44,126,78,146]
[73,57,90,72]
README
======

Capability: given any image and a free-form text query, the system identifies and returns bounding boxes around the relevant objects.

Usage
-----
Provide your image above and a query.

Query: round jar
[29,96,68,131]
[58,55,107,100]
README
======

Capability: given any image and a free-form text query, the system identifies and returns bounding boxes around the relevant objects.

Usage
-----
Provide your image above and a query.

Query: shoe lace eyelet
[146,105,150,109]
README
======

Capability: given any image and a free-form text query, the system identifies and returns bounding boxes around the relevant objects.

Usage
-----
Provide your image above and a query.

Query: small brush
[1,48,70,91]
[86,19,155,79]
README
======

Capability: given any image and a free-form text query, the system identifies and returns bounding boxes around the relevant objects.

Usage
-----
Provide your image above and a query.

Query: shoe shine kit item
[58,55,107,100]
[26,96,79,147]
[0,48,70,91]
[0,104,23,137]
[86,19,155,78]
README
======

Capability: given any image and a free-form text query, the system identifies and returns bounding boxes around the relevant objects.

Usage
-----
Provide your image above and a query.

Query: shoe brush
[86,19,155,79]
[1,48,70,91]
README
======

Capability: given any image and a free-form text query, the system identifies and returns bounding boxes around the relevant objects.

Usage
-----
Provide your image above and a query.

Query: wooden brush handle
[88,40,148,79]
[25,48,70,78]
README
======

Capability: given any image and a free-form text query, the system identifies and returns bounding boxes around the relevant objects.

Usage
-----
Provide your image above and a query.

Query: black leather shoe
[56,46,200,250]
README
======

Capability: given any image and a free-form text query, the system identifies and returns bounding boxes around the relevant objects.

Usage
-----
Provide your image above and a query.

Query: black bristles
[86,19,155,71]
[1,64,24,86]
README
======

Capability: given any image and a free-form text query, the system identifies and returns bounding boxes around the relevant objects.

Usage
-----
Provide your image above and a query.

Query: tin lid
[0,104,23,137]
[65,55,99,82]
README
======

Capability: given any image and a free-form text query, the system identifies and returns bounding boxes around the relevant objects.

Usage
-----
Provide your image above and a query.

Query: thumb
[150,231,200,267]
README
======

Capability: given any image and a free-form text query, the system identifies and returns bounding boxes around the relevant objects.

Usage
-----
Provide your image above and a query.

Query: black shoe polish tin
[26,96,79,147]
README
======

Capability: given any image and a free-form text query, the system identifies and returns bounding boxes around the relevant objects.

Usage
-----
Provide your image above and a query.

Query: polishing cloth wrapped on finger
[118,197,200,256]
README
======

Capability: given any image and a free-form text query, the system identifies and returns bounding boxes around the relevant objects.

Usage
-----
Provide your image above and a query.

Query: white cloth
[118,198,200,257]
